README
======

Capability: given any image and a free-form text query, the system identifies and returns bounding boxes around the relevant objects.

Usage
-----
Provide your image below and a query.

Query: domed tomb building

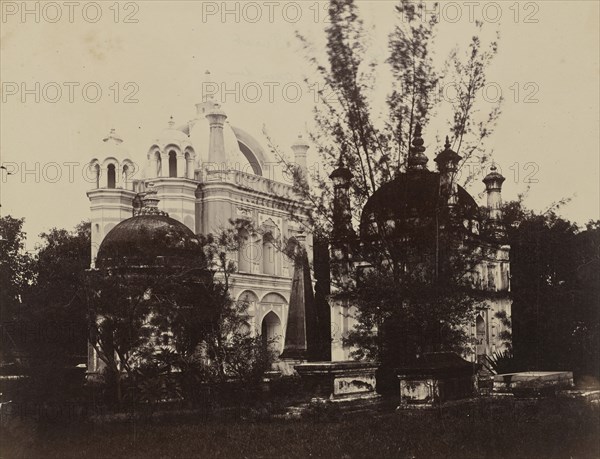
[86,95,313,376]
[326,124,512,363]
[88,190,216,376]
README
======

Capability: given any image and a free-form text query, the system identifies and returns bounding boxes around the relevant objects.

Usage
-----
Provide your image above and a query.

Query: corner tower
[87,129,137,267]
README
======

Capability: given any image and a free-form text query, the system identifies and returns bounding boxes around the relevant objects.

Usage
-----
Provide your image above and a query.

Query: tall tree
[282,0,501,236]
[0,216,34,363]
[23,221,91,362]
[259,1,505,372]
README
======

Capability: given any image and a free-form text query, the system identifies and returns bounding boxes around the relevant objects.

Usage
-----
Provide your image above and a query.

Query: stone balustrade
[205,169,297,200]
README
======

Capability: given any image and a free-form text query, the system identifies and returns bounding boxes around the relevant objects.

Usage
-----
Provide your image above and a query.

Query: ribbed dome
[360,170,478,240]
[96,214,203,269]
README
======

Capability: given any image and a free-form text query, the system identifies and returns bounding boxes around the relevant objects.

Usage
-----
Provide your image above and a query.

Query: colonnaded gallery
[85,94,512,376]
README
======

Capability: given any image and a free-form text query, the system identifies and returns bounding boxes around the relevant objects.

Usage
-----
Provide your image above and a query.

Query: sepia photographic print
[0,1,598,458]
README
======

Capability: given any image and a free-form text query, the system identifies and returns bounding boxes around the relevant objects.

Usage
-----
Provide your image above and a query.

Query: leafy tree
[261,0,504,373]
[0,219,91,404]
[23,222,91,363]
[197,219,277,384]
[502,201,600,377]
[0,216,34,364]
[344,222,484,386]
[0,216,34,322]
[85,261,217,403]
[85,220,275,405]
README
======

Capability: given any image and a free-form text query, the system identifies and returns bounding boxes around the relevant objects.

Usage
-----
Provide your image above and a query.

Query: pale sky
[1,1,598,252]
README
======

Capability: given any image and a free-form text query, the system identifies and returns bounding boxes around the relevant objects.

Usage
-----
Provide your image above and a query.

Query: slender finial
[412,123,425,151]
[408,123,428,170]
[137,185,168,216]
[168,116,175,129]
[330,149,352,183]
[444,135,451,150]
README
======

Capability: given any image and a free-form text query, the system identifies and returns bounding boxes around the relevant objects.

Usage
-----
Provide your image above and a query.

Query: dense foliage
[86,221,275,405]
[503,201,600,377]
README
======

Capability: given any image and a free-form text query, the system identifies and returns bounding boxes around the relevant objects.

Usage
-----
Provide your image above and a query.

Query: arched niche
[238,229,260,273]
[261,311,282,353]
[107,164,116,188]
[262,232,277,275]
[260,292,287,305]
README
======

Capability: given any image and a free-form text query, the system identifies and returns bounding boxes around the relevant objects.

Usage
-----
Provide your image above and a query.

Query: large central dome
[96,214,203,269]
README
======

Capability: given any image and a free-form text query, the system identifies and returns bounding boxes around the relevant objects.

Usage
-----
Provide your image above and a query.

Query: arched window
[107,164,116,188]
[262,232,276,275]
[169,151,177,177]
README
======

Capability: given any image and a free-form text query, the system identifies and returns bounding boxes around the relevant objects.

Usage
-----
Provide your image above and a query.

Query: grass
[2,397,599,459]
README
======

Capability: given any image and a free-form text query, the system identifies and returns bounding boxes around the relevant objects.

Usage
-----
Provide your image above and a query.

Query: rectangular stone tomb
[294,361,379,401]
[493,371,574,396]
[397,352,475,408]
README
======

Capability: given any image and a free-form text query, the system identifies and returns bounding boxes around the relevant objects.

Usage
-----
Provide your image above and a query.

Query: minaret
[205,103,228,165]
[87,129,136,267]
[434,136,462,208]
[407,123,429,171]
[483,164,506,239]
[291,134,310,179]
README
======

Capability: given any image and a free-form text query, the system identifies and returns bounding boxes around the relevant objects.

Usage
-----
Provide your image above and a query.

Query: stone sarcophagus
[294,361,379,401]
[397,352,475,408]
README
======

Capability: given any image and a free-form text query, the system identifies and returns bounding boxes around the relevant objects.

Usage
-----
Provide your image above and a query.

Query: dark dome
[97,214,203,269]
[360,170,479,240]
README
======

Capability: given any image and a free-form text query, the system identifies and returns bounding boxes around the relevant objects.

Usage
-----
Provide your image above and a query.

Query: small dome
[99,128,131,162]
[360,171,478,240]
[97,214,203,269]
[155,116,191,146]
